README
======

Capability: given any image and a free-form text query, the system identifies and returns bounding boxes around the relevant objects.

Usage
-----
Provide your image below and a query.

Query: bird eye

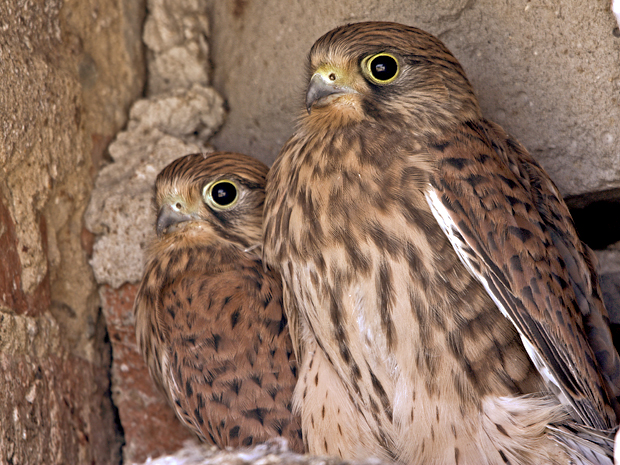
[363,53,399,84]
[203,180,239,210]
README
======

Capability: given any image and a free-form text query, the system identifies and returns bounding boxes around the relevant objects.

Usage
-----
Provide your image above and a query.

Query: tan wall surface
[206,0,620,197]
[0,0,145,462]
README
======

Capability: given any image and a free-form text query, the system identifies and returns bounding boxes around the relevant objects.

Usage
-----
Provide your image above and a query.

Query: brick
[100,284,194,463]
[0,196,51,317]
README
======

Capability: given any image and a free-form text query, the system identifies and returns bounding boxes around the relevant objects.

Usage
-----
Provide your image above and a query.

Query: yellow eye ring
[362,53,399,84]
[203,179,239,210]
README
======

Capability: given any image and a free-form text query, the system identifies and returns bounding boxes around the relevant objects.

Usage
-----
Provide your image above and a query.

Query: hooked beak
[156,204,193,237]
[305,73,354,113]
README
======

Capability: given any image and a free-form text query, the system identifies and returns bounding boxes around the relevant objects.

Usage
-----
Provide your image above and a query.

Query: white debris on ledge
[596,247,620,275]
[134,438,388,465]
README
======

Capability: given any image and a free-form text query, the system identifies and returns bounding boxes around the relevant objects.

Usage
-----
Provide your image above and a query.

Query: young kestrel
[263,22,620,464]
[134,152,303,452]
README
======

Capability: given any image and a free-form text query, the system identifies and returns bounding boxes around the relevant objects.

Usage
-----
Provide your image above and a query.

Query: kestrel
[134,152,303,452]
[263,22,620,464]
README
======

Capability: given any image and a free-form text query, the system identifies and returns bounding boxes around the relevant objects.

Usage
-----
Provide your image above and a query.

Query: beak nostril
[156,204,192,236]
[306,72,355,114]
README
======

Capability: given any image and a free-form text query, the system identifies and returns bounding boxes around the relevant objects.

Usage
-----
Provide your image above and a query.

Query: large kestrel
[263,22,620,464]
[134,152,303,452]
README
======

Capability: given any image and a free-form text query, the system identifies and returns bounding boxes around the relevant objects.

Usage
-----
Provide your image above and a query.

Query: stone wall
[0,0,145,463]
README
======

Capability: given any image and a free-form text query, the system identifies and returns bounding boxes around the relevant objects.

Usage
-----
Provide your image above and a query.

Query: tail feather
[547,423,617,465]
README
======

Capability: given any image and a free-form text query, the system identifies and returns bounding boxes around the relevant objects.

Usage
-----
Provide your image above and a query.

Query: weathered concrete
[144,0,211,95]
[206,0,620,198]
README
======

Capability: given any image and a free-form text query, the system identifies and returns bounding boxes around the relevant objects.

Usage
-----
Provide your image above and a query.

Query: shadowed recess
[566,190,620,250]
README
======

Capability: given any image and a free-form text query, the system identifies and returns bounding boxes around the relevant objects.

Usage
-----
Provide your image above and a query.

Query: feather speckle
[263,22,619,464]
[135,152,302,452]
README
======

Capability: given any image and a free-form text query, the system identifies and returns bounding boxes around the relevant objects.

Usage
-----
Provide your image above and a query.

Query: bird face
[154,152,268,249]
[155,178,241,235]
[304,21,482,132]
[305,52,400,111]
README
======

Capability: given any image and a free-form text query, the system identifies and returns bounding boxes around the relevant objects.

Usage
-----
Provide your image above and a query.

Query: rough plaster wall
[0,0,145,462]
[206,0,620,198]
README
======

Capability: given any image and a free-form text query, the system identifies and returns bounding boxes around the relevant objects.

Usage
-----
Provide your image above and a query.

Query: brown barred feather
[135,152,303,452]
[263,21,619,464]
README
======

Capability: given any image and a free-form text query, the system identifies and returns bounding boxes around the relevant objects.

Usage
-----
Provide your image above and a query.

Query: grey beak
[156,204,192,237]
[305,73,350,113]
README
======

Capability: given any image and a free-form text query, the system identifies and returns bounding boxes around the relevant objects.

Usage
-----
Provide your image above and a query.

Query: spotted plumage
[134,152,303,452]
[263,22,620,464]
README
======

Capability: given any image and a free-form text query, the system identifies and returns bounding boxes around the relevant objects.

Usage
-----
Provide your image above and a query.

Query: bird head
[303,21,482,133]
[153,152,268,250]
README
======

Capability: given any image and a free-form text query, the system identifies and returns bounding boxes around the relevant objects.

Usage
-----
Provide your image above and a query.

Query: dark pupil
[371,55,397,81]
[212,182,237,206]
